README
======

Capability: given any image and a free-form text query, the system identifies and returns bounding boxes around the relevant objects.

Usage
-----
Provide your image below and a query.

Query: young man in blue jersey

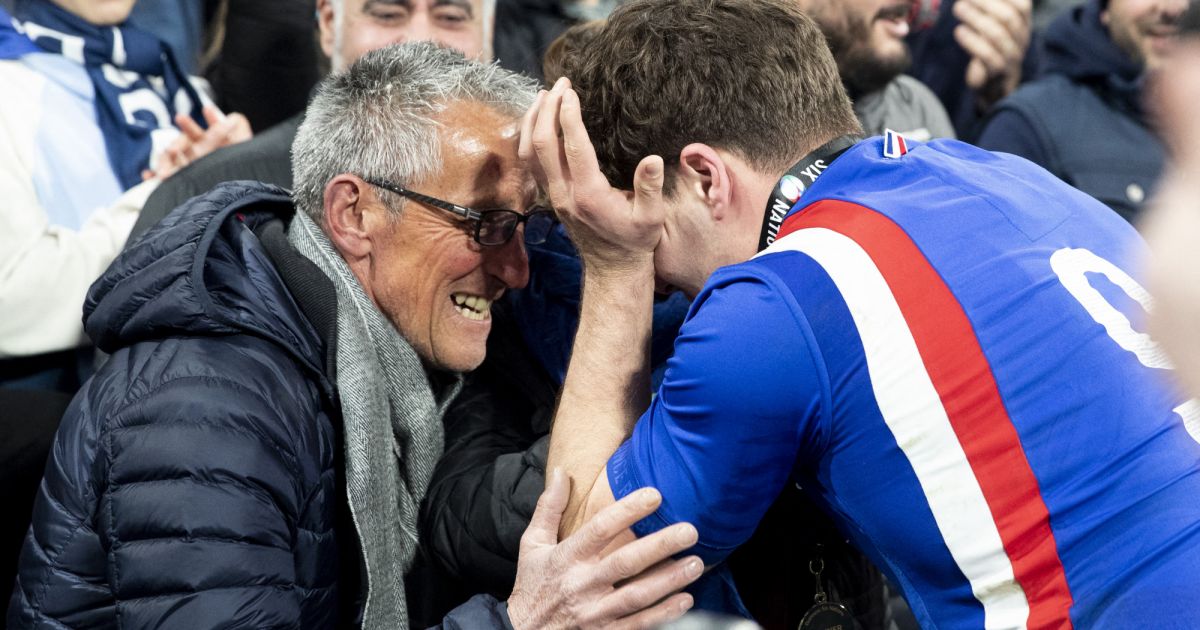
[522,0,1200,627]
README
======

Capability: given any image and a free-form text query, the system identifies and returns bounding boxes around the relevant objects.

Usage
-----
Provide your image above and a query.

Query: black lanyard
[758,135,858,251]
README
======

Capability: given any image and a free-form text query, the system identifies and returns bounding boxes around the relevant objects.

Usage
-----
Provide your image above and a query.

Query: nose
[484,232,531,290]
[394,13,437,45]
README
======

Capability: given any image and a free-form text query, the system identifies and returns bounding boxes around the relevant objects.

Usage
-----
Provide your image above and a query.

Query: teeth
[451,293,492,321]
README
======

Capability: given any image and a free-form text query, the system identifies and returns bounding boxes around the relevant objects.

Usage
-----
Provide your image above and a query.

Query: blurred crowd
[2,0,1198,628]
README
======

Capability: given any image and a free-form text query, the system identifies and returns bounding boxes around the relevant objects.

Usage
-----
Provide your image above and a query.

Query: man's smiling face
[364,100,532,372]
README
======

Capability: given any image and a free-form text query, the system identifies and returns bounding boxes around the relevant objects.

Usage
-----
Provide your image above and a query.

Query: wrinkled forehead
[429,101,535,208]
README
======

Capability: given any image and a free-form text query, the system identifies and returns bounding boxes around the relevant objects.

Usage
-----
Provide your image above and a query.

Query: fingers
[559,88,604,192]
[175,112,206,142]
[521,468,570,551]
[532,78,573,204]
[954,0,1030,92]
[595,555,702,623]
[954,23,1009,79]
[519,90,549,185]
[568,487,662,559]
[201,104,224,128]
[608,592,694,630]
[632,155,665,216]
[225,112,253,143]
[599,521,697,583]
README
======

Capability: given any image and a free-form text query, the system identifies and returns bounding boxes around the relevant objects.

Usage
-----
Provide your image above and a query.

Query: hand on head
[519,77,667,278]
[507,468,701,630]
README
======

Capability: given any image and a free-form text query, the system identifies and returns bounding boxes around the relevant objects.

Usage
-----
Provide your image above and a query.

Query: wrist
[582,254,656,285]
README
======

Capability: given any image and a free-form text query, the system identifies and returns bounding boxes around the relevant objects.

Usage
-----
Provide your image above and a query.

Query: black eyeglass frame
[363,177,557,246]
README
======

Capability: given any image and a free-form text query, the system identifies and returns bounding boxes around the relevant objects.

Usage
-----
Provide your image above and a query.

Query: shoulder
[93,334,331,461]
[992,74,1088,119]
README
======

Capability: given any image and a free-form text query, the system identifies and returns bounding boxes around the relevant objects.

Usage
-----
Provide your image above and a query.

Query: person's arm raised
[520,78,665,537]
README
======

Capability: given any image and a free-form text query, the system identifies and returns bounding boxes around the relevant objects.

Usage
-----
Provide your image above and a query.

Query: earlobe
[324,176,373,259]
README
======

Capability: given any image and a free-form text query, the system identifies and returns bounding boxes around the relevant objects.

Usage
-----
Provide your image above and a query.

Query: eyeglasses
[364,177,558,246]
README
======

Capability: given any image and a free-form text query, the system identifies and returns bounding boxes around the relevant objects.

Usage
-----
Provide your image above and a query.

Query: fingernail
[676,524,697,545]
[640,488,660,508]
[678,594,694,615]
[686,558,703,578]
[554,77,568,90]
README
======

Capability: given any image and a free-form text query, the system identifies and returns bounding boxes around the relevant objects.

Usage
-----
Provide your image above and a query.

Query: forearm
[548,261,656,536]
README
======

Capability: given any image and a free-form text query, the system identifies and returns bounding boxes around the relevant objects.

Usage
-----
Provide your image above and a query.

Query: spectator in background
[800,0,955,140]
[0,0,248,392]
[1145,3,1200,400]
[976,0,1187,222]
[907,0,1036,138]
[128,0,496,244]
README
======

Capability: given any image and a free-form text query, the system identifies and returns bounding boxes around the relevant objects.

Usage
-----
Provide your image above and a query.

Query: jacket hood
[1044,0,1145,105]
[85,181,326,376]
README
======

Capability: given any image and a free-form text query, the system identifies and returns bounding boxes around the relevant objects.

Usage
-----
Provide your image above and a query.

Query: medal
[798,545,861,630]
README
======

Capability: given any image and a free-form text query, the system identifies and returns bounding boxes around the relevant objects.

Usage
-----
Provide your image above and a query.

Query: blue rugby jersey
[606,136,1200,629]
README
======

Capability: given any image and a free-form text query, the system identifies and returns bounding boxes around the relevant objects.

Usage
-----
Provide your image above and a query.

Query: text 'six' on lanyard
[758,135,859,252]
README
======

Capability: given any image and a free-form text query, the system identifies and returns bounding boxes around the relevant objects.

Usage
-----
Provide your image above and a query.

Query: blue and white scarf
[2,0,207,190]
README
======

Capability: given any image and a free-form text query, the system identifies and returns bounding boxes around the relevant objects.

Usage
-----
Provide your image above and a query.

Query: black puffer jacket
[9,182,347,628]
[10,182,516,629]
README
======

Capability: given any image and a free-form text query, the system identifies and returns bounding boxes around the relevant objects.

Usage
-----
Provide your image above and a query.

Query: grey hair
[329,0,498,70]
[291,41,538,224]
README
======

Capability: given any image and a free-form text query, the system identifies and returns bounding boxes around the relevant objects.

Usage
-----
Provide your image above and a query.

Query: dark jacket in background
[493,0,575,82]
[127,113,300,245]
[907,0,1042,140]
[976,0,1164,222]
[9,182,513,629]
[205,0,320,132]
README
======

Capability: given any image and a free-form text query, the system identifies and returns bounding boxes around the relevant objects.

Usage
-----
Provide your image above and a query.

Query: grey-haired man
[9,43,700,629]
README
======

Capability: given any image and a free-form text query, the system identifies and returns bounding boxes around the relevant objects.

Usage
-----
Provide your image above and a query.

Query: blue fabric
[0,7,37,57]
[12,0,205,190]
[128,0,203,74]
[976,0,1163,222]
[8,183,343,628]
[607,137,1200,628]
[508,224,690,388]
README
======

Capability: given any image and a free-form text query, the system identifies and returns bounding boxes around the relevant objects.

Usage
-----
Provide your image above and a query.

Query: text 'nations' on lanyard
[758,135,858,252]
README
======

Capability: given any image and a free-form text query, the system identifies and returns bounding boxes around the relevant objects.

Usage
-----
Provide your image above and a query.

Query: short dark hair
[571,0,861,193]
[543,19,606,87]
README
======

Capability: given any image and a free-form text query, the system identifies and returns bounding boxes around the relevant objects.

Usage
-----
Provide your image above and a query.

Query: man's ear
[317,0,337,60]
[678,143,733,221]
[323,175,374,260]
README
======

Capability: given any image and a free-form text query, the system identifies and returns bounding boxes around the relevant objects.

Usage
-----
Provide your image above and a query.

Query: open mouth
[451,292,493,321]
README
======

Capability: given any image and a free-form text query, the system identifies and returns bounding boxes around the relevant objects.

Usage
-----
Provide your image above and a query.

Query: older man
[8,43,701,629]
[129,0,498,242]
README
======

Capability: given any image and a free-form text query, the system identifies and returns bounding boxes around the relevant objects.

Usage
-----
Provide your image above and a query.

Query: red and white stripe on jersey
[762,200,1076,630]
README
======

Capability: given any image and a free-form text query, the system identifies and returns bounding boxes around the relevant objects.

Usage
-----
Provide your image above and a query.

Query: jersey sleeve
[605,264,829,565]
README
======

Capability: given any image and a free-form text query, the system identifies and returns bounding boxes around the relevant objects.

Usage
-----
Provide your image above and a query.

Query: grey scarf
[288,211,462,628]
